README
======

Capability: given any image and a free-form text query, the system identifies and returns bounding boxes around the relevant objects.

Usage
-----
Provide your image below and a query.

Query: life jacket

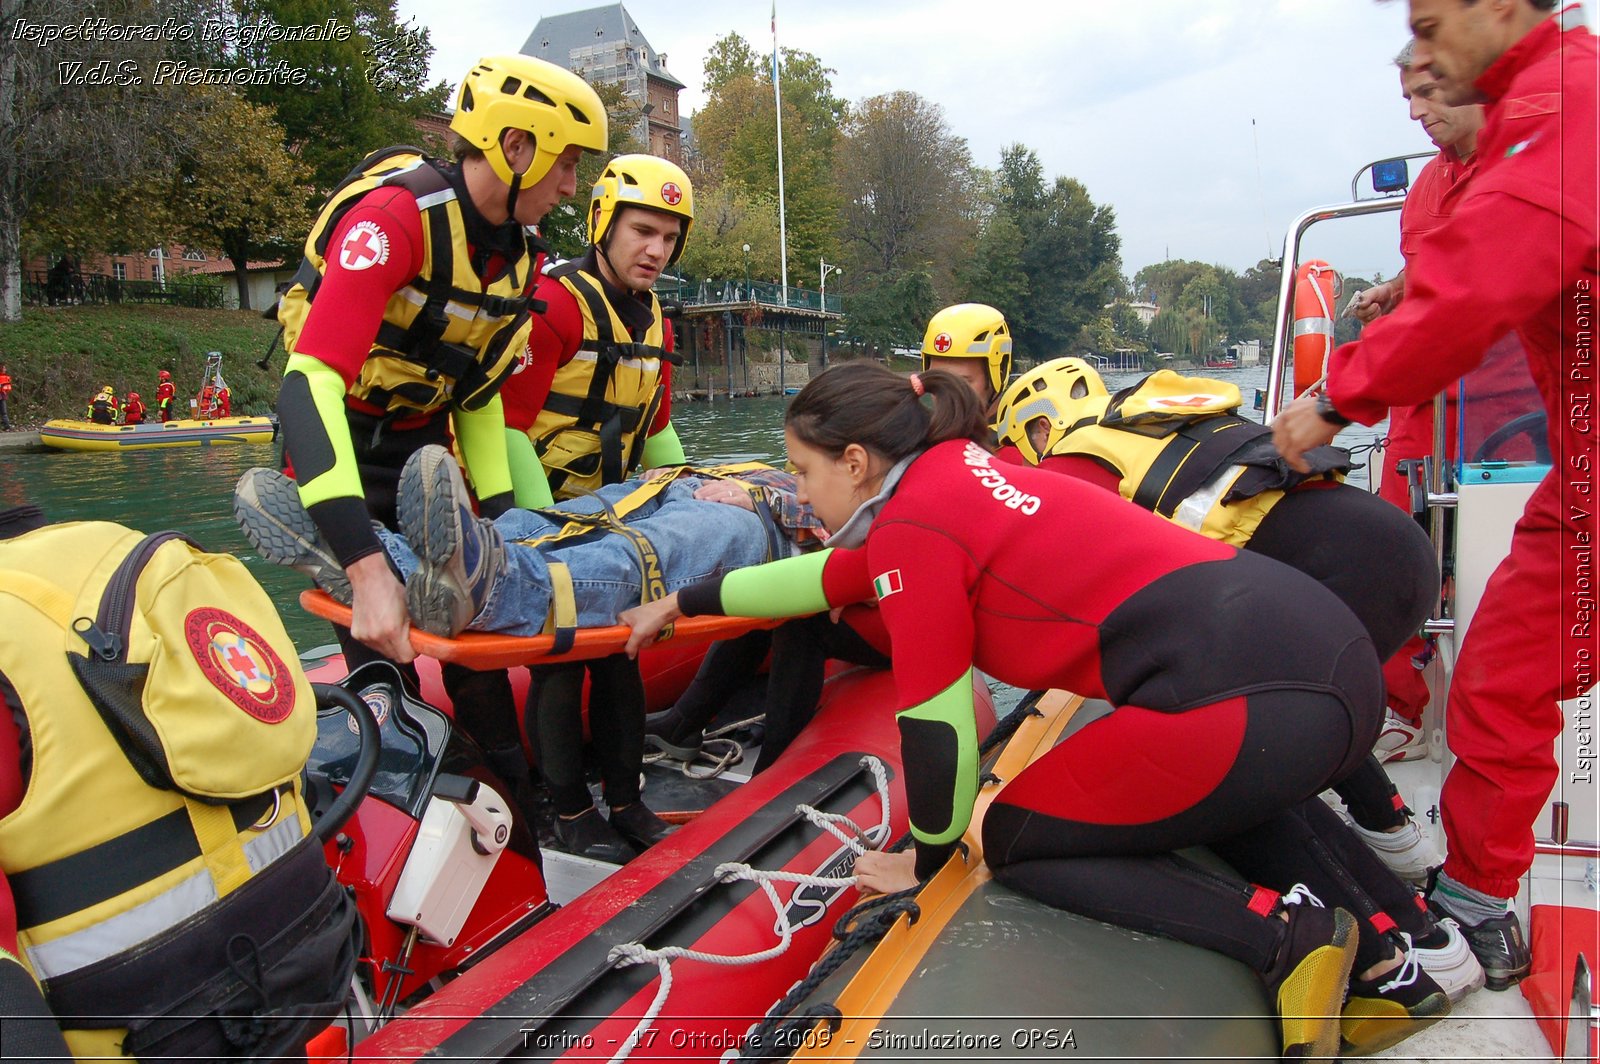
[0,373,12,397]
[0,523,355,1059]
[278,146,537,416]
[1047,371,1349,547]
[88,397,116,425]
[123,400,145,425]
[527,262,682,498]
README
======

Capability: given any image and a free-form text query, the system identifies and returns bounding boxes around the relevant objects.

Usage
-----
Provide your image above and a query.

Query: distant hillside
[0,305,285,426]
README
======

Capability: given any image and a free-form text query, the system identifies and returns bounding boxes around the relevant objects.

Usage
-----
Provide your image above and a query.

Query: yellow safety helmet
[588,154,694,265]
[993,358,1111,465]
[98,385,114,396]
[450,55,609,192]
[920,303,1013,396]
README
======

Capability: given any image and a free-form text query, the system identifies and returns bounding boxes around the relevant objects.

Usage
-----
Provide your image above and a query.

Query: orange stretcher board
[298,589,784,668]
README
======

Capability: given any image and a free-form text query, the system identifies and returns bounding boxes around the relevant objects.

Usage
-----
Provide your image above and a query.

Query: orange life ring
[1292,260,1340,398]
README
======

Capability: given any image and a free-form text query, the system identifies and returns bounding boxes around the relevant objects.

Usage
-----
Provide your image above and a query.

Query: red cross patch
[186,607,295,724]
[660,181,683,206]
[932,332,953,354]
[338,220,390,272]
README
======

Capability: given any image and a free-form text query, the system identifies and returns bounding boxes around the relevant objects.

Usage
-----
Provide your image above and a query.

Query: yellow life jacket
[527,262,681,498]
[278,146,537,415]
[1048,371,1346,547]
[0,523,324,1058]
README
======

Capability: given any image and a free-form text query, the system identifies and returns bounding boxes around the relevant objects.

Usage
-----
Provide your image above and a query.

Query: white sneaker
[1374,712,1427,763]
[1352,818,1440,886]
[1404,921,1487,1004]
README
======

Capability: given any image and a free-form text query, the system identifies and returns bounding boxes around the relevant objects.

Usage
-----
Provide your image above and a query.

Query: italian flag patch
[872,569,904,600]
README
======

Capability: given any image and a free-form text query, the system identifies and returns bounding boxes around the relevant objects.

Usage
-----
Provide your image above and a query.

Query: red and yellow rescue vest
[279,147,536,415]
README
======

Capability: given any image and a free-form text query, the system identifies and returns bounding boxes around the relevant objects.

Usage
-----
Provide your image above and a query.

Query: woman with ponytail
[623,360,1453,1059]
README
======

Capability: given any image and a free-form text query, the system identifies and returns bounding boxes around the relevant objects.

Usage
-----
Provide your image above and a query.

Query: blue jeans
[377,478,775,635]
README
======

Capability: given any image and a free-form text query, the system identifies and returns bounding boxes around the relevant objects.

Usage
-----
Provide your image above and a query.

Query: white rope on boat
[601,755,892,1064]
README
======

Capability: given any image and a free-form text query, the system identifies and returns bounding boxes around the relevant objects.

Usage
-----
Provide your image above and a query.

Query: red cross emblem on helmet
[933,332,953,354]
[660,182,683,206]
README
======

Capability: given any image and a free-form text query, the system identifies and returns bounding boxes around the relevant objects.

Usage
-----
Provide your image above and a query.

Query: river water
[2,363,1382,652]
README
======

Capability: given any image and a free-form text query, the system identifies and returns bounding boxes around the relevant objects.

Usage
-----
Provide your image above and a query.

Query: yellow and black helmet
[450,55,609,191]
[588,154,694,265]
[993,357,1110,465]
[920,303,1013,396]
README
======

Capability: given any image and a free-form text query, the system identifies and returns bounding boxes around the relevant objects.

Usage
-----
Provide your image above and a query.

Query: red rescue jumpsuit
[1326,12,1599,899]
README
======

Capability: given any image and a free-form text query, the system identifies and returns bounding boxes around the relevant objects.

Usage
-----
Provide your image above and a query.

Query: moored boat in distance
[39,415,277,451]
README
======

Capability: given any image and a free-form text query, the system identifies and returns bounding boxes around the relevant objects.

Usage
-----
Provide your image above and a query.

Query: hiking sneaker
[1263,885,1360,1060]
[1340,945,1451,1055]
[1374,712,1427,763]
[1425,902,1531,991]
[232,467,351,604]
[1351,819,1440,886]
[1405,921,1486,1004]
[397,445,504,637]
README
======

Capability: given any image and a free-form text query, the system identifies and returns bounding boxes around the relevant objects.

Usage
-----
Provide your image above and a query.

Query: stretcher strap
[543,562,577,655]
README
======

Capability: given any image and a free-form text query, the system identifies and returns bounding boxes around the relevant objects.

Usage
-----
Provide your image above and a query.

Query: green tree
[835,92,974,300]
[3,0,205,320]
[844,266,937,357]
[674,184,782,283]
[691,34,844,282]
[222,0,450,194]
[955,207,1030,340]
[165,88,315,309]
[992,145,1122,360]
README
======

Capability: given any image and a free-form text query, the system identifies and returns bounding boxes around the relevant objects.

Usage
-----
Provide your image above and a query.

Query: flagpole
[772,0,789,306]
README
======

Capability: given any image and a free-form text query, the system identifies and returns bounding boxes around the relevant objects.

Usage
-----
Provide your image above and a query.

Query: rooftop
[522,3,685,91]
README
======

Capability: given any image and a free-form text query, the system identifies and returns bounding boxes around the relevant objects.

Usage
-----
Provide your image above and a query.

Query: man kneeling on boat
[235,448,825,641]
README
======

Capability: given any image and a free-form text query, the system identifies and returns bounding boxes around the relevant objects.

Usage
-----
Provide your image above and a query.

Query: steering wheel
[1472,410,1550,465]
[308,682,381,844]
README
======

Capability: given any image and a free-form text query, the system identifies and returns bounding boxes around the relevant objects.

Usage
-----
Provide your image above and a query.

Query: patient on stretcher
[234,445,825,640]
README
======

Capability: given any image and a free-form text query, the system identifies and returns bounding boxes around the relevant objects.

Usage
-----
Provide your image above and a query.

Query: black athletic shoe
[551,807,632,864]
[1433,906,1531,991]
[1341,948,1451,1055]
[609,802,676,853]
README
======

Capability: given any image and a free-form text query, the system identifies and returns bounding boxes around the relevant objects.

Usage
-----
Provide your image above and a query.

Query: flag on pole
[771,0,779,83]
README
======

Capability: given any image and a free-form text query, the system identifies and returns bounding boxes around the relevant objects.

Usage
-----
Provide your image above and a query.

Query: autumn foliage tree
[166,88,315,310]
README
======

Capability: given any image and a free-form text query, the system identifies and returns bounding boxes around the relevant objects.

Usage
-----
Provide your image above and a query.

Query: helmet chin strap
[504,170,523,220]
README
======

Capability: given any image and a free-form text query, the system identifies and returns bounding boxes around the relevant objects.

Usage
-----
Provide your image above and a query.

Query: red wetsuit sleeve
[500,275,583,432]
[1328,189,1582,424]
[292,187,425,386]
[864,522,981,707]
[820,545,876,608]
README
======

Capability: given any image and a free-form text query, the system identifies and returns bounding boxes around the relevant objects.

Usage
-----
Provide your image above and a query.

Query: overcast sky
[395,0,1595,284]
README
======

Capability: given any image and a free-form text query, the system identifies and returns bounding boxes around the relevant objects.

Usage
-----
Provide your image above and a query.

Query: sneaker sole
[1341,989,1451,1055]
[233,468,351,605]
[1280,908,1360,1060]
[398,448,479,637]
[1484,964,1531,992]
